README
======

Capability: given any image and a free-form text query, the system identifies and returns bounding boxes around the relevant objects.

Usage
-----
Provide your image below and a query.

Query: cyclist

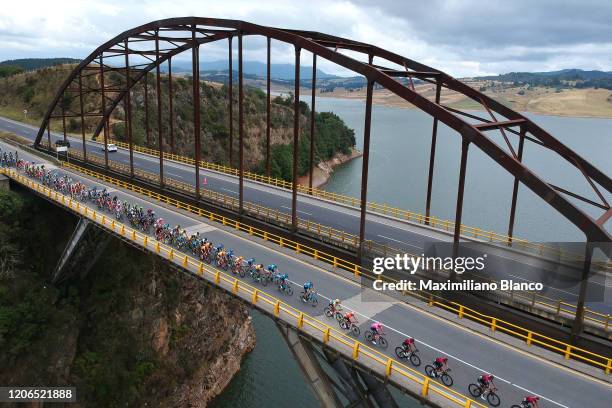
[233,255,244,273]
[523,396,540,408]
[329,298,342,314]
[343,311,358,327]
[432,357,448,377]
[302,281,314,302]
[267,264,278,274]
[278,273,290,290]
[402,337,416,354]
[477,374,495,400]
[217,247,227,266]
[370,322,385,344]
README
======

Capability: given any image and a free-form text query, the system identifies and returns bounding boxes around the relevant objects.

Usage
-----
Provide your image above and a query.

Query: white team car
[101,143,118,152]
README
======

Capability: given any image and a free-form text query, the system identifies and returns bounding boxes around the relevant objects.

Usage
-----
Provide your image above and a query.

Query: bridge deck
[2,140,610,408]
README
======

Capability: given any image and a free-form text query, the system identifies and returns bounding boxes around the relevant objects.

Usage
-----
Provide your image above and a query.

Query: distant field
[300,83,612,118]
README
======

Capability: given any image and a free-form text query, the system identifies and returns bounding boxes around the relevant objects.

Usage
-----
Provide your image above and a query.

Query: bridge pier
[277,323,399,408]
[277,323,343,408]
[53,217,111,284]
[0,173,9,190]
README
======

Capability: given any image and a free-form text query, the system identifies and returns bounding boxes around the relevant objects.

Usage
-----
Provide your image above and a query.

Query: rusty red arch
[35,17,611,244]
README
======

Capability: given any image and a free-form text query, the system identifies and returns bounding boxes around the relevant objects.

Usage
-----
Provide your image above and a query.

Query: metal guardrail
[8,161,609,375]
[106,139,612,271]
[4,168,488,408]
[50,148,612,338]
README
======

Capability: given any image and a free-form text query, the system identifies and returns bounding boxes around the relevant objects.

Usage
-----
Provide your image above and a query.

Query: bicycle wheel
[409,353,421,367]
[468,384,482,398]
[339,320,348,330]
[310,296,318,307]
[441,373,453,387]
[395,347,407,359]
[324,307,334,318]
[238,268,246,278]
[510,405,522,408]
[350,325,360,337]
[334,312,344,322]
[365,330,374,342]
[261,276,268,286]
[424,365,435,378]
[378,337,388,349]
[487,392,501,407]
[286,286,293,296]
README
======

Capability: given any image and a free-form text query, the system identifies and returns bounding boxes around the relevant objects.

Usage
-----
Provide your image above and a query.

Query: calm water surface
[211,98,611,407]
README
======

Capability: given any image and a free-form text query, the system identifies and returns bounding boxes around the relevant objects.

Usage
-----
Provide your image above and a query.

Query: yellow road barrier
[4,168,487,408]
[5,161,610,374]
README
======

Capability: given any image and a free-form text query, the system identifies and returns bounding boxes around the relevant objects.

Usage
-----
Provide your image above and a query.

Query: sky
[1,0,611,77]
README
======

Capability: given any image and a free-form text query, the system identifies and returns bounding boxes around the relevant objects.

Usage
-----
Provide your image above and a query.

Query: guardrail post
[314,250,319,260]
[274,300,280,317]
[352,341,360,360]
[458,305,464,319]
[252,289,258,304]
[526,331,533,346]
[169,249,174,261]
[421,378,430,396]
[144,236,148,247]
[215,271,221,284]
[464,400,472,408]
[297,312,304,329]
[606,359,611,375]
[491,318,497,332]
[556,301,562,315]
[296,243,301,254]
[564,345,572,360]
[131,230,136,240]
[354,264,360,277]
[428,293,434,306]
[280,238,284,248]
[263,231,268,241]
[183,255,188,268]
[385,358,393,378]
[605,315,610,331]
[232,279,239,294]
[156,242,160,254]
[198,262,204,275]
[120,225,125,235]
[323,327,330,344]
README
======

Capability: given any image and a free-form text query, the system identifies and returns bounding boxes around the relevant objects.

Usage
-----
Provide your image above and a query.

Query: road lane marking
[512,384,569,408]
[377,234,423,250]
[8,141,610,405]
[221,187,238,195]
[281,205,312,216]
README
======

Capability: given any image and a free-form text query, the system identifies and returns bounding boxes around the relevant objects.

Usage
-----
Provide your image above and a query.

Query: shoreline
[298,147,362,188]
[313,90,612,120]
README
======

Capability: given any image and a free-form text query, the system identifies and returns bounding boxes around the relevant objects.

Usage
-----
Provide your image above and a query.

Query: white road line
[281,205,312,216]
[377,234,423,250]
[221,187,238,195]
[512,384,570,408]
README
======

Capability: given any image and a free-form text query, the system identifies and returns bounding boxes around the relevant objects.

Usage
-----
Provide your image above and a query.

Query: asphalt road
[3,139,610,408]
[0,116,609,315]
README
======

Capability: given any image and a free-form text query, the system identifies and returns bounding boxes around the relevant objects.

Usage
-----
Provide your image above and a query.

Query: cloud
[0,0,610,77]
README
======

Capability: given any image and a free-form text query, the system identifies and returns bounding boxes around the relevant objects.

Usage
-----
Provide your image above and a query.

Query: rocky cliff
[0,187,255,407]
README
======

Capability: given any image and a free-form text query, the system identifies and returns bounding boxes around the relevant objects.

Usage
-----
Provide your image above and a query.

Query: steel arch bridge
[35,17,611,252]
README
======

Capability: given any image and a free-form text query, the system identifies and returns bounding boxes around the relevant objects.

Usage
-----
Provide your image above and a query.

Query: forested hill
[0,64,356,181]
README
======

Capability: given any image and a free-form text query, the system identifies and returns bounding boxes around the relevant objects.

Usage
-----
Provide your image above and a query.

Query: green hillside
[0,64,355,180]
